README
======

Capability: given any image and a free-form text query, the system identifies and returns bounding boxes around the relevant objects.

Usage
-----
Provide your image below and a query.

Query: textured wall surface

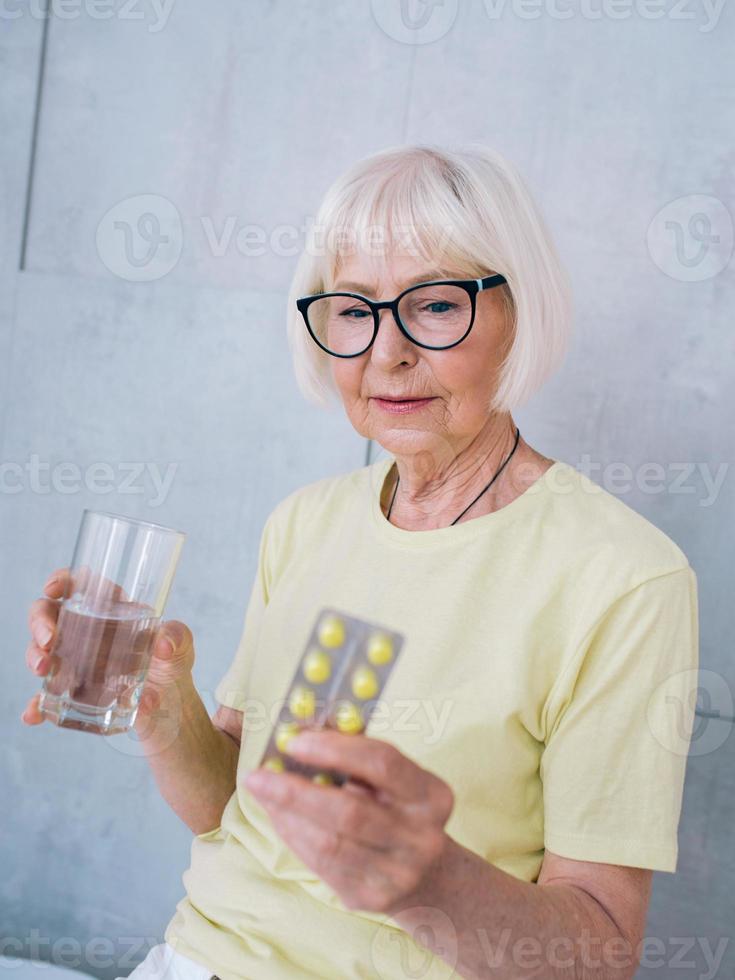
[2,2,733,978]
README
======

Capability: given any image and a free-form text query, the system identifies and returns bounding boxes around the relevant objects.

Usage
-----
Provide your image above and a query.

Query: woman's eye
[341,308,371,318]
[424,302,454,314]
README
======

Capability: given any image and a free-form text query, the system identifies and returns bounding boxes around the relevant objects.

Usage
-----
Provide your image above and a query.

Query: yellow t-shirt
[164,454,699,980]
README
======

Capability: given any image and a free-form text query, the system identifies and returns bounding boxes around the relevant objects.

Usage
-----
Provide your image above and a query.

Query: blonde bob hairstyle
[286,143,573,414]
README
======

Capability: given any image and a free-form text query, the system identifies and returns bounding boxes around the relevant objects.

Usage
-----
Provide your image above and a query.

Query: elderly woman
[24,145,699,980]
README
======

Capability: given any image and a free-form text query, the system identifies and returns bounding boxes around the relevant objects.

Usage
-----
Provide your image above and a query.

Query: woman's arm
[135,673,241,835]
[245,731,646,980]
[390,838,647,980]
[132,619,244,835]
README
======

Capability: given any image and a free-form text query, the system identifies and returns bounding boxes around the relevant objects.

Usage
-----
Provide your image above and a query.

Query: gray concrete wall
[2,2,732,977]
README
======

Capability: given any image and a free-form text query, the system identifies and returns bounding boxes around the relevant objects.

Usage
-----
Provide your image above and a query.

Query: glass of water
[38,509,186,735]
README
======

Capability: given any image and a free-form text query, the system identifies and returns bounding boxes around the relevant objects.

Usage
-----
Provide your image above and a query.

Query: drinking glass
[38,509,186,735]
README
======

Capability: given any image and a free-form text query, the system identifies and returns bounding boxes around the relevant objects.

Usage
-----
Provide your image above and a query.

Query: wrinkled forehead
[326,234,461,296]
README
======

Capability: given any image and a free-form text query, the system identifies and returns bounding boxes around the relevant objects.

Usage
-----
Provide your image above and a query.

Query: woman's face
[329,251,513,463]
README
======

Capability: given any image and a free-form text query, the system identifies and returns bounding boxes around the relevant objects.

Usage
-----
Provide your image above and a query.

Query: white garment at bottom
[117,942,216,980]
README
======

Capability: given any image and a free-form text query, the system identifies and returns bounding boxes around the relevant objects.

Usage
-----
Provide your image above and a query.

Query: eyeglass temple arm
[477,274,507,291]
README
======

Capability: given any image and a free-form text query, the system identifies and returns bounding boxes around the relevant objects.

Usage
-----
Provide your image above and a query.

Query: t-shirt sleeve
[214,508,280,712]
[540,564,699,873]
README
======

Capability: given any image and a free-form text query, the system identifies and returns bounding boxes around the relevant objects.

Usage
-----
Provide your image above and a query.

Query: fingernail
[44,576,60,591]
[36,625,53,648]
[33,653,45,671]
[157,634,175,656]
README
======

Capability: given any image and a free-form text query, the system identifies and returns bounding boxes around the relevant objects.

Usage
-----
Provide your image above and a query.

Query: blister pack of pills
[258,607,404,786]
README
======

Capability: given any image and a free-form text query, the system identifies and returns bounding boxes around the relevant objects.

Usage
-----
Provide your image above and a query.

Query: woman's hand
[243,730,454,915]
[22,566,194,726]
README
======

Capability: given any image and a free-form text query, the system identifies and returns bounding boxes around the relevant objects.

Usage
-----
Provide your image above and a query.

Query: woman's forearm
[134,674,240,835]
[391,836,635,980]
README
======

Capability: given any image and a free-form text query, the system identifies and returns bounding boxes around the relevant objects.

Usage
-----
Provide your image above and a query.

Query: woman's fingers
[21,692,45,725]
[42,567,74,601]
[27,597,61,651]
[286,731,431,803]
[264,803,399,903]
[27,566,133,663]
[22,571,71,729]
[23,567,134,731]
[245,769,405,852]
[75,565,131,603]
[26,568,71,649]
[286,731,455,824]
[36,565,131,615]
[25,639,54,675]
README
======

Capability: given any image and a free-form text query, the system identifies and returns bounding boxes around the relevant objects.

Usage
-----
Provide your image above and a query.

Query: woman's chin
[371,430,441,455]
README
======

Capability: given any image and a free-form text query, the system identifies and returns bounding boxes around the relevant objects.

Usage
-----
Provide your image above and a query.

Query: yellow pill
[367,632,393,666]
[318,614,345,648]
[303,648,331,684]
[262,756,284,773]
[351,666,379,700]
[275,721,300,753]
[312,772,334,786]
[289,685,315,720]
[335,701,364,734]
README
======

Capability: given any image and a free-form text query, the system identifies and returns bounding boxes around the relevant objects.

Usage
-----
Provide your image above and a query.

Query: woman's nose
[370,308,416,359]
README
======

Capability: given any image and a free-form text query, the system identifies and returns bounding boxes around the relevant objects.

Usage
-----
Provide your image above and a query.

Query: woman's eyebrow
[332,271,449,295]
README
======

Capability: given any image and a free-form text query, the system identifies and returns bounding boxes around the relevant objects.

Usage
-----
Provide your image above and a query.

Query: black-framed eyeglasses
[296,274,508,358]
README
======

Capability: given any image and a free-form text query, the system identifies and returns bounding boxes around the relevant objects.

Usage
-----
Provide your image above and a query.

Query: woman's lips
[372,397,436,414]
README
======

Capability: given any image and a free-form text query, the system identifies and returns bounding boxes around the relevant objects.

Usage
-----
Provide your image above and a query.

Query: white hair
[285,142,573,414]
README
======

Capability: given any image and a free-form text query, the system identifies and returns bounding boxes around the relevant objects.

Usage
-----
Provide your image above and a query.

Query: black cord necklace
[386,426,521,526]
